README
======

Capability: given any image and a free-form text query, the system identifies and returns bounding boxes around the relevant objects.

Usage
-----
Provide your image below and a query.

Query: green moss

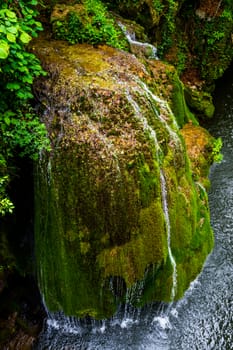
[184,88,215,119]
[97,199,167,287]
[35,158,117,319]
[169,71,198,126]
[33,41,214,318]
[138,158,160,207]
[158,140,213,301]
[172,178,213,298]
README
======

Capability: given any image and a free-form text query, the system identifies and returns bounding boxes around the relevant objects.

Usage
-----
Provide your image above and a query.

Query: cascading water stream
[160,171,177,301]
[126,87,178,300]
[117,22,158,59]
[138,80,180,142]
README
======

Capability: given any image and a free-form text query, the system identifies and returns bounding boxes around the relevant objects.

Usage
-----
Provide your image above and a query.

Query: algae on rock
[33,39,213,319]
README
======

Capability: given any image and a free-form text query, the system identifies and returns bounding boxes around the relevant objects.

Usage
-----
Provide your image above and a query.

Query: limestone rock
[33,39,213,319]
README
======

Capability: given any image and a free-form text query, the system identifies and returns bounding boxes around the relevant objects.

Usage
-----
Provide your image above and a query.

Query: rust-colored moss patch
[181,122,214,184]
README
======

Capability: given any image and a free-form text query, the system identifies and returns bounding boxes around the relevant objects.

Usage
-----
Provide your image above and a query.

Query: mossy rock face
[184,87,215,119]
[33,39,213,319]
[102,0,162,28]
[181,123,215,187]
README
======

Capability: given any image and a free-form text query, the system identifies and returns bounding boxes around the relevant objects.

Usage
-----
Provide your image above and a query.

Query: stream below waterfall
[35,69,233,350]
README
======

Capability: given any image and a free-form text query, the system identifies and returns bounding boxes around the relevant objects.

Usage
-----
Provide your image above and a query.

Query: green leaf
[19,32,31,44]
[15,52,24,59]
[22,76,33,84]
[6,82,21,90]
[30,0,38,5]
[4,110,16,118]
[17,66,29,73]
[0,40,9,59]
[0,25,6,34]
[6,32,16,43]
[5,10,16,19]
[16,90,33,99]
[34,21,42,29]
[4,116,11,125]
[6,26,18,34]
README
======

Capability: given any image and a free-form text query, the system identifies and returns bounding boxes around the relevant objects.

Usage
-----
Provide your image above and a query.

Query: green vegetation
[212,137,223,163]
[0,176,14,215]
[153,0,164,15]
[196,8,233,81]
[52,0,128,49]
[0,0,49,215]
[32,39,214,317]
[158,0,177,56]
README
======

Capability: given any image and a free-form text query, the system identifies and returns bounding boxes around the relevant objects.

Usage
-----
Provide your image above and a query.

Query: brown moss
[181,122,214,184]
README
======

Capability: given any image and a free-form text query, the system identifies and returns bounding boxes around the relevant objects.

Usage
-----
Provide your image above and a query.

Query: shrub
[0,0,49,215]
[52,0,127,49]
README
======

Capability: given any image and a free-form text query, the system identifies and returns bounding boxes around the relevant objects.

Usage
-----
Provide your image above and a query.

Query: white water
[118,22,158,59]
[124,87,178,301]
[138,80,181,144]
[125,89,161,158]
[124,78,182,151]
[160,171,177,301]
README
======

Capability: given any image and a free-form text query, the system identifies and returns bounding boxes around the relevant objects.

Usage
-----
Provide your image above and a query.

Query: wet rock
[184,87,215,119]
[33,39,213,319]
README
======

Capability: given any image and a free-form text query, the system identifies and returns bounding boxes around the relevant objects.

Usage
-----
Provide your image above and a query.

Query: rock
[33,39,213,319]
[184,87,215,118]
[181,123,215,187]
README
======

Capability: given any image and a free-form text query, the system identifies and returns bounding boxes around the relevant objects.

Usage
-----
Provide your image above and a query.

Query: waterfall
[124,77,182,156]
[160,171,177,301]
[125,85,178,300]
[138,80,181,141]
[118,22,158,59]
[125,89,161,159]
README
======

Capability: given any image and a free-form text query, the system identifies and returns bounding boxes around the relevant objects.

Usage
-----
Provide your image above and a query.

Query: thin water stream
[35,70,233,349]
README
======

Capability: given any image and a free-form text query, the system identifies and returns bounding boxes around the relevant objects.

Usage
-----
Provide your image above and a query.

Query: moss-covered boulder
[33,39,213,319]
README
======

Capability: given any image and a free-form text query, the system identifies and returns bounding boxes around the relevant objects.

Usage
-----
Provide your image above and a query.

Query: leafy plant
[53,0,127,49]
[153,0,164,15]
[0,0,50,216]
[158,0,177,56]
[0,176,14,215]
[212,137,223,163]
[193,3,233,81]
